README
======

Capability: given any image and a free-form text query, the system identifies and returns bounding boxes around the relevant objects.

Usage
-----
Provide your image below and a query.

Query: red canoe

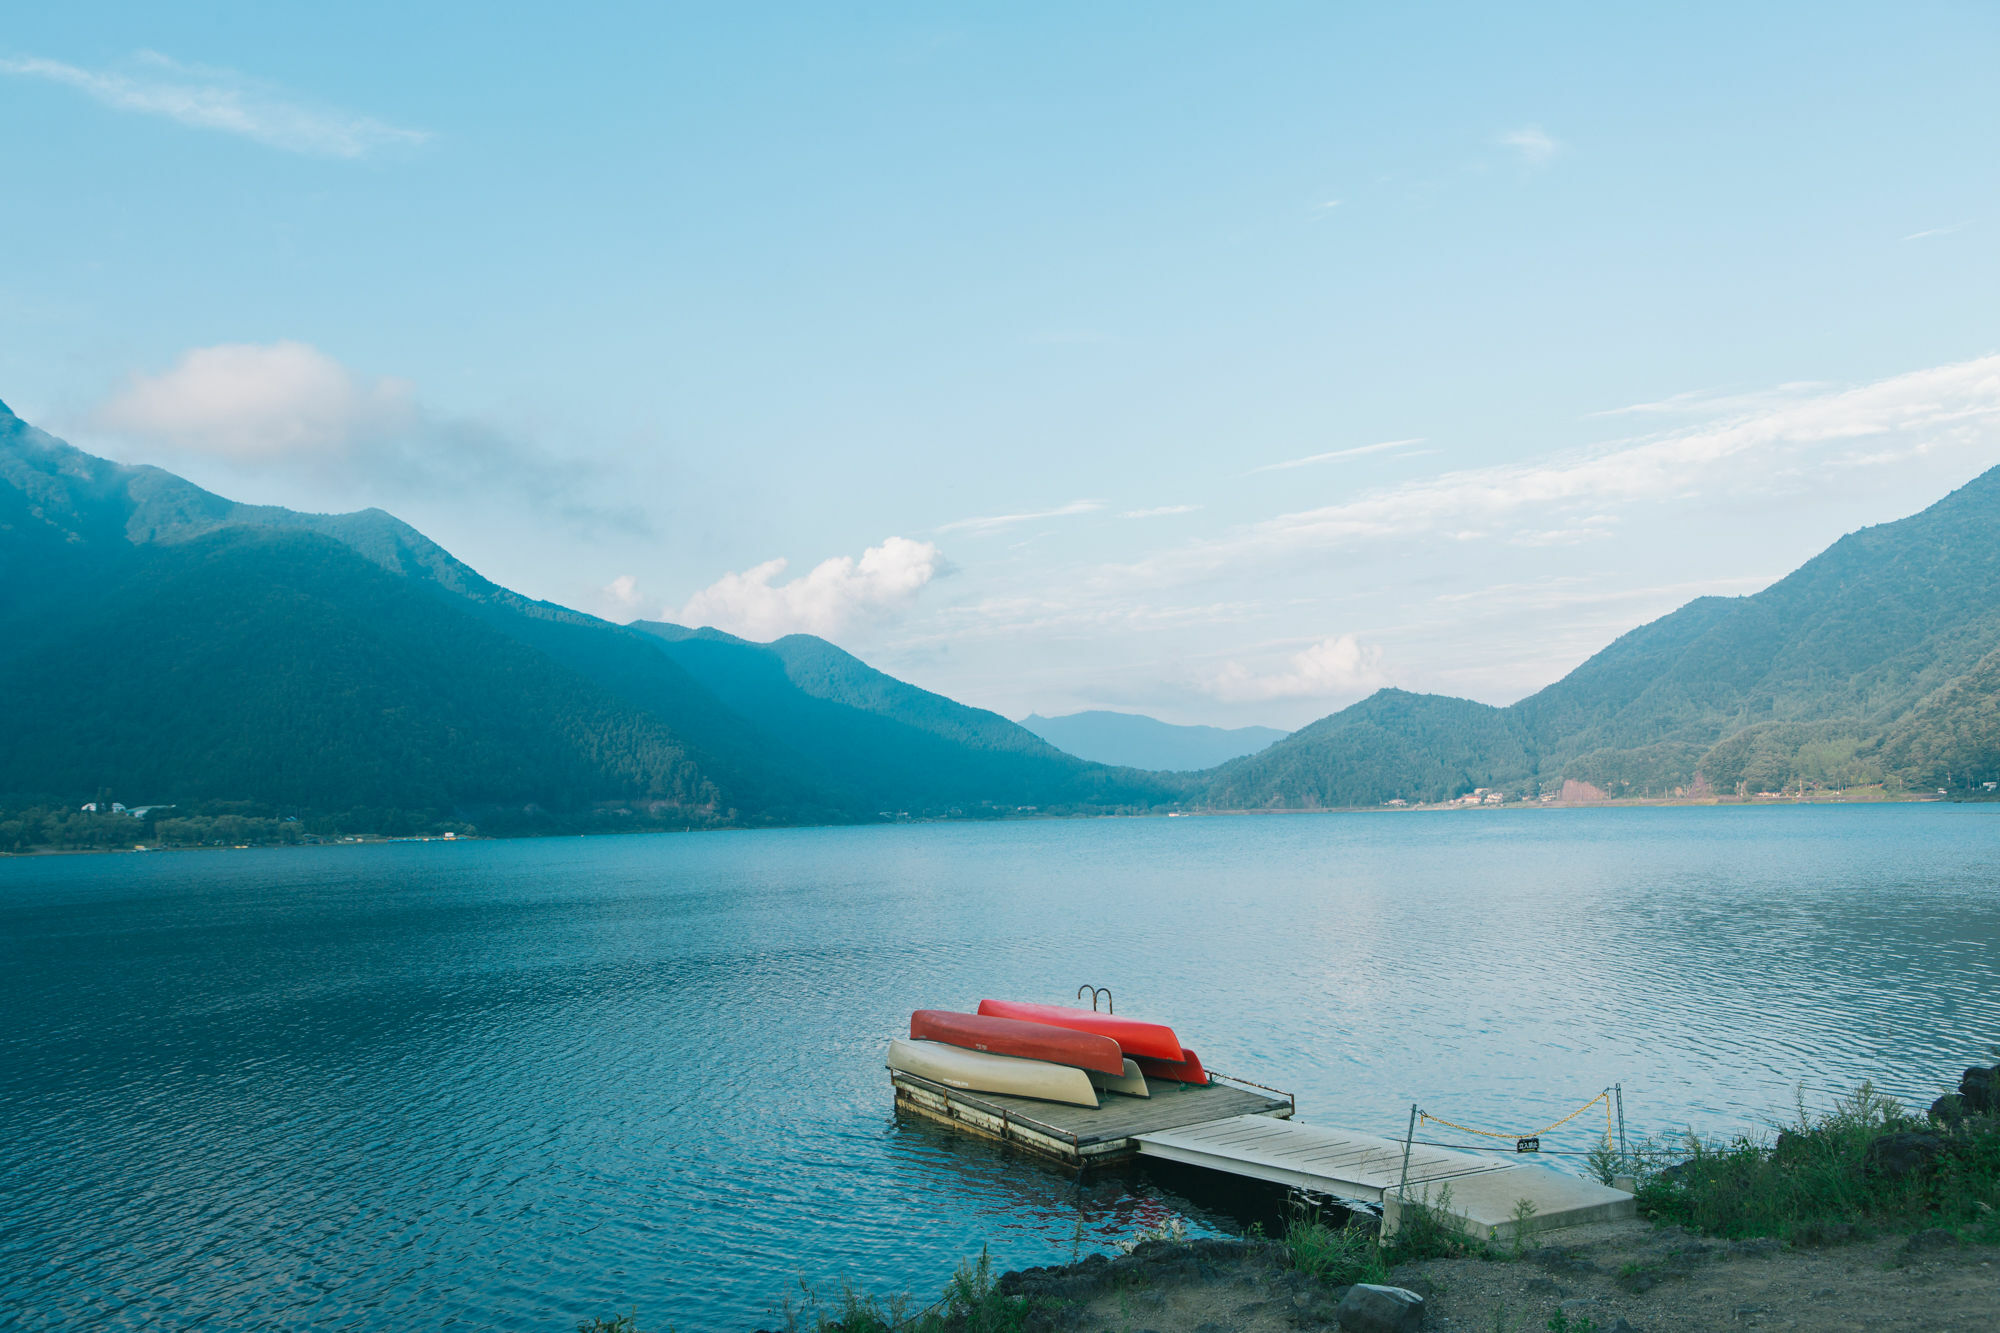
[975,999,1185,1063]
[909,1010,1126,1077]
[1135,1047,1210,1085]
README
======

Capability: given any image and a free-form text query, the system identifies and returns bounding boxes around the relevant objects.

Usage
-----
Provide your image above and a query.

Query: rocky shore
[991,1219,1997,1333]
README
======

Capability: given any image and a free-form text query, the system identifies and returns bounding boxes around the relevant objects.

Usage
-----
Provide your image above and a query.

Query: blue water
[3,805,1998,1331]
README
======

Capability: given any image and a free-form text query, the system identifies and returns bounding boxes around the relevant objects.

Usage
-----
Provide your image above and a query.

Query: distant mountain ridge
[1020,711,1288,771]
[0,400,1182,829]
[1205,465,2000,806]
[6,393,1997,832]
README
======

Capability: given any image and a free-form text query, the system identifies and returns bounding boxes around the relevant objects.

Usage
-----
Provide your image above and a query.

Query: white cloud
[677,537,945,640]
[603,575,642,613]
[88,340,640,530]
[1903,223,1965,242]
[1499,126,1558,163]
[0,52,427,158]
[1121,504,1201,518]
[96,341,414,459]
[1139,355,2000,581]
[1208,635,1386,702]
[1248,438,1425,474]
[937,500,1103,535]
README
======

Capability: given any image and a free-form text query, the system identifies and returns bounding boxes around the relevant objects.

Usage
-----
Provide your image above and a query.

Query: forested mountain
[1205,466,2000,806]
[0,401,1180,834]
[8,390,1998,837]
[1020,710,1288,771]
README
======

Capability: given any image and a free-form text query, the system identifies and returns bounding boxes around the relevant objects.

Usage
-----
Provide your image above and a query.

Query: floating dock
[892,1073,1633,1240]
[890,1070,1293,1168]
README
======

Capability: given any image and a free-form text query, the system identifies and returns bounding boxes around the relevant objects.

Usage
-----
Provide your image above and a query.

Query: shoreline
[4,791,1988,859]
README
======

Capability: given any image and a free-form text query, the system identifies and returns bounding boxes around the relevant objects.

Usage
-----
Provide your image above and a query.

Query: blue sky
[5,3,1999,726]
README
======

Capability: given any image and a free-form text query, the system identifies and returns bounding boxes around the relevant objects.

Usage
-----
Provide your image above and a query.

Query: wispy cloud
[1132,355,2000,583]
[1121,504,1200,519]
[1247,438,1425,474]
[1903,223,1965,242]
[90,340,638,530]
[938,500,1103,536]
[0,51,428,158]
[677,538,945,640]
[1498,126,1558,164]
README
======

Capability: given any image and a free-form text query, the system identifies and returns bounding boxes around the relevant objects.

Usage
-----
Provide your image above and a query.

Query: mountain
[1203,466,2000,806]
[627,625,1175,815]
[0,401,1181,833]
[1019,710,1288,771]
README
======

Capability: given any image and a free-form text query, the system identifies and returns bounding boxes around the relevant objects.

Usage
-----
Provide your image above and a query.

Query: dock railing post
[1396,1102,1418,1204]
[1615,1083,1627,1159]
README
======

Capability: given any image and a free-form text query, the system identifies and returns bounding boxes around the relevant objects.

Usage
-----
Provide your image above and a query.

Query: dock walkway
[1135,1114,1634,1241]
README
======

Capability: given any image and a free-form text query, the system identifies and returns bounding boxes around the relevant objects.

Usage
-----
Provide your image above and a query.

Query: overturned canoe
[887,1037,1099,1108]
[1088,1057,1151,1098]
[910,1009,1127,1076]
[1135,1047,1210,1086]
[976,999,1185,1063]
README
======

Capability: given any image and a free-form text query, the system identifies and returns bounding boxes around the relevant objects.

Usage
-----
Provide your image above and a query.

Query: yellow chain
[1419,1089,1610,1142]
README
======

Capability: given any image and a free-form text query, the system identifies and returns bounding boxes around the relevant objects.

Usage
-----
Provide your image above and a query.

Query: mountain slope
[629,624,1183,813]
[1203,466,2000,807]
[1020,711,1288,771]
[0,401,1177,825]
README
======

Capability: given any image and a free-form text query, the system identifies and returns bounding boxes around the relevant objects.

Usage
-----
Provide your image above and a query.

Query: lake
[3,805,1997,1331]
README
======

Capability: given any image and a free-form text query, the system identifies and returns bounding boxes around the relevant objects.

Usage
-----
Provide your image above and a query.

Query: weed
[1389,1183,1474,1261]
[1285,1211,1390,1287]
[771,1248,1035,1333]
[1637,1080,2000,1246]
[578,1314,645,1333]
[1545,1311,1596,1333]
[1507,1197,1539,1260]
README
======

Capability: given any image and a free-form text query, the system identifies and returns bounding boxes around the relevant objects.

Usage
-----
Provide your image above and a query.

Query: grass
[1282,1182,1483,1292]
[771,1248,1038,1333]
[1629,1080,2000,1248]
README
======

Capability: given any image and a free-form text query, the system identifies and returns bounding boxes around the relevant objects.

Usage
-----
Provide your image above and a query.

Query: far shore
[7,788,1993,858]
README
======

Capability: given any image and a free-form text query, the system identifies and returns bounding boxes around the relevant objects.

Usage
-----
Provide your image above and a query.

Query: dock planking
[1135,1114,1636,1241]
[890,1071,1292,1168]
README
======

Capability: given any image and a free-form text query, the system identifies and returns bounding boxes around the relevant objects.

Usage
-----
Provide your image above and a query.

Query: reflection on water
[2,805,1997,1330]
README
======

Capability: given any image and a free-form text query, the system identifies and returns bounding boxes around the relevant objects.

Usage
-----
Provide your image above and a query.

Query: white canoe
[1089,1058,1150,1098]
[887,1037,1099,1108]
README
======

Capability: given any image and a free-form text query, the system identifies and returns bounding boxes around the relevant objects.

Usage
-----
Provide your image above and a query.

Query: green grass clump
[1636,1081,2000,1247]
[776,1248,1036,1333]
[1285,1212,1391,1286]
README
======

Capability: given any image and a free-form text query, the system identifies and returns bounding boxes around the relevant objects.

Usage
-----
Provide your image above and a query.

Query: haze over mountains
[3,398,1997,837]
[1021,712,1288,772]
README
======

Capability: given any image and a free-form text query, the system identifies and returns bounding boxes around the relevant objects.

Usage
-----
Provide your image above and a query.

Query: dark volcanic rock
[1959,1065,1999,1114]
[1335,1283,1425,1333]
[1903,1227,1960,1255]
[1864,1131,1944,1179]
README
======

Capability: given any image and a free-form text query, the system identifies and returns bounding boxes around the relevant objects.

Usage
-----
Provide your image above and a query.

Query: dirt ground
[1003,1221,1999,1333]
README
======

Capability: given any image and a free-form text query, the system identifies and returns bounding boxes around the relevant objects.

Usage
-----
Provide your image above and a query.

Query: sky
[4,2,1999,728]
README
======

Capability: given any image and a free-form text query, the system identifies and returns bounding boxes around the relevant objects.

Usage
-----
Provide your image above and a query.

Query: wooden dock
[890,1071,1632,1241]
[890,1071,1293,1168]
[1135,1114,1635,1241]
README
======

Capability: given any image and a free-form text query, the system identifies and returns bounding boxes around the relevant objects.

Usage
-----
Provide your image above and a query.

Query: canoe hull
[886,1038,1100,1108]
[976,999,1185,1062]
[1135,1047,1210,1086]
[1088,1057,1150,1098]
[910,1009,1126,1076]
